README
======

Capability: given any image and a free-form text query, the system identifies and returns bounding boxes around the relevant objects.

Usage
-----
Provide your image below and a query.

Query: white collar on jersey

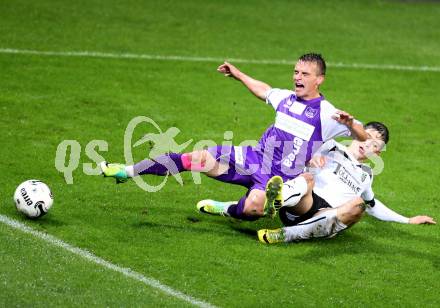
[329,141,361,166]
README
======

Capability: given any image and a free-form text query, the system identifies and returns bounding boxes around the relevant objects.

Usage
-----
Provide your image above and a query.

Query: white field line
[0,214,217,308]
[1,48,440,72]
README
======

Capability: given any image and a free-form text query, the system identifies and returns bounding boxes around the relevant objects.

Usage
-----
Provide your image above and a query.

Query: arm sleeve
[265,88,294,110]
[365,198,410,224]
[361,172,374,201]
[315,139,337,156]
[361,186,375,202]
[320,101,362,141]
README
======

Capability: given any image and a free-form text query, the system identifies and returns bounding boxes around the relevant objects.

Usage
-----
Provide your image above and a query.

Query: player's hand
[309,155,326,168]
[332,110,354,127]
[408,215,436,224]
[217,62,241,79]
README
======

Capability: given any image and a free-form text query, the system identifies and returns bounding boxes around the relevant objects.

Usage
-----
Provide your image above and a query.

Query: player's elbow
[257,86,271,101]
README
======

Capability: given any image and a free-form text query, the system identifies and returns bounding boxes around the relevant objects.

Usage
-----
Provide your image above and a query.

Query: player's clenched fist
[217,62,241,79]
[333,110,354,127]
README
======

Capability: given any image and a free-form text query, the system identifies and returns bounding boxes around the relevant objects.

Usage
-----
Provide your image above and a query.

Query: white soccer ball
[13,180,54,218]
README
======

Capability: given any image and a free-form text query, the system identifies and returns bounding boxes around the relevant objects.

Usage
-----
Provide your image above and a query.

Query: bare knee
[184,150,206,164]
[302,172,314,184]
[182,150,216,172]
[301,172,315,192]
[243,190,266,216]
[337,197,365,226]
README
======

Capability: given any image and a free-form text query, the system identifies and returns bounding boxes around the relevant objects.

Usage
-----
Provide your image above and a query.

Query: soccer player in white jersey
[101,53,367,221]
[258,122,436,244]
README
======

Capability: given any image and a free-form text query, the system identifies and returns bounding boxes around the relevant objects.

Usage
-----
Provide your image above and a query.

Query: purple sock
[227,196,260,221]
[134,153,186,176]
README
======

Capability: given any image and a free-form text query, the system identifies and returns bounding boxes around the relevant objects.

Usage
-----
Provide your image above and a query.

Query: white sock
[125,166,134,177]
[282,176,308,207]
[283,209,347,242]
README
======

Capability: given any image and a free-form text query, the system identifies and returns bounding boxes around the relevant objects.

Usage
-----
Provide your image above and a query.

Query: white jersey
[311,140,374,207]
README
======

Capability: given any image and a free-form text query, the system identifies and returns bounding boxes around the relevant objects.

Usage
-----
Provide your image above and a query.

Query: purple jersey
[209,88,353,191]
[258,93,324,180]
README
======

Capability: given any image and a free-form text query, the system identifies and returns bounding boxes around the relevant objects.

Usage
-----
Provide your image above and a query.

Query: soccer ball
[13,180,54,218]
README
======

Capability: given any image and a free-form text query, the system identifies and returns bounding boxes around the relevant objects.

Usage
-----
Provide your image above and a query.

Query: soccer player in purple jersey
[100,53,368,220]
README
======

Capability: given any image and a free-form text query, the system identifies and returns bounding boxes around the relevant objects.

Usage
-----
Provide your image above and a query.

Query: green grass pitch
[1,0,440,306]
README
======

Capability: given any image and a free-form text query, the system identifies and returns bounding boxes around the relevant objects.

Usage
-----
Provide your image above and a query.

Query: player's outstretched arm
[217,62,271,101]
[366,199,436,225]
[333,110,368,141]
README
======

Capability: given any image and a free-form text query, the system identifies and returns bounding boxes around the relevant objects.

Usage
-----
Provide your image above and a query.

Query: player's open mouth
[295,83,304,88]
[359,145,365,155]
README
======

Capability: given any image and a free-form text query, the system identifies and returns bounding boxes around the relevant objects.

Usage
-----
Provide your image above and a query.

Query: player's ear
[316,75,325,86]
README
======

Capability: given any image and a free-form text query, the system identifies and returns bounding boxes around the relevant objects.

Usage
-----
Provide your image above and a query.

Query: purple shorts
[207,145,272,192]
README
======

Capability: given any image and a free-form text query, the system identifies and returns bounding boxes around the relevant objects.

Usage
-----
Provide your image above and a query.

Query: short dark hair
[298,53,326,76]
[365,121,390,144]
